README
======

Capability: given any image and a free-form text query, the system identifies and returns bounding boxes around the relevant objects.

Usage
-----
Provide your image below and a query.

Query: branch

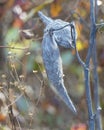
[72,16,94,129]
[71,16,94,129]
[74,43,86,68]
[92,0,102,129]
[0,46,29,50]
[96,23,104,29]
[83,0,96,129]
[92,44,102,130]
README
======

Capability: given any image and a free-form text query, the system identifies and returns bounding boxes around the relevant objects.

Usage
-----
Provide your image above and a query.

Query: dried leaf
[71,123,87,130]
[76,0,90,18]
[41,100,57,115]
[24,0,54,22]
[5,0,14,9]
[50,0,62,17]
[0,113,6,122]
[13,18,23,28]
[76,23,83,38]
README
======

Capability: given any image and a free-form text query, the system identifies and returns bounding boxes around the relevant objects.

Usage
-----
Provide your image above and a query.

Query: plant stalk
[92,44,102,130]
[92,0,102,129]
[83,0,96,129]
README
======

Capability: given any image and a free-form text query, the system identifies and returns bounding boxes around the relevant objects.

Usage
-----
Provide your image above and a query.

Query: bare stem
[82,0,96,130]
[92,0,102,130]
[77,0,97,129]
[0,46,29,50]
[96,23,104,28]
[92,44,102,130]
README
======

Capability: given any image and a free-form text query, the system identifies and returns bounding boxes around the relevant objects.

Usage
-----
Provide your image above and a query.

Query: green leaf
[61,51,74,66]
[5,27,19,43]
[16,95,29,114]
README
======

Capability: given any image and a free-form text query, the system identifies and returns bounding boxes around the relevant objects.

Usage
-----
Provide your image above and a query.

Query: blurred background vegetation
[0,0,104,130]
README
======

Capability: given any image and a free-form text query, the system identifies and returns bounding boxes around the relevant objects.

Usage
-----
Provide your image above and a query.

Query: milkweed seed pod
[38,11,77,48]
[38,11,77,113]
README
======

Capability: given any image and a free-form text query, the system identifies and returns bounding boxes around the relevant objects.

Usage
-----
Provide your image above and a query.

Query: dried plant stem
[82,0,96,129]
[92,45,102,130]
[76,0,102,129]
[0,45,29,50]
[96,23,104,28]
[83,69,94,130]
[7,93,24,108]
[81,0,103,129]
[91,0,102,130]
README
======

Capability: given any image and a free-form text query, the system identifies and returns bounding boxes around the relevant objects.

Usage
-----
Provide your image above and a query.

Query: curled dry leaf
[71,123,87,130]
[50,0,62,17]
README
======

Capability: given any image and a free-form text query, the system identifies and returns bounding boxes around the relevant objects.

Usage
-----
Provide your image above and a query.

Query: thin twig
[96,23,104,28]
[15,116,22,130]
[0,46,29,50]
[6,93,24,108]
[74,40,86,68]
